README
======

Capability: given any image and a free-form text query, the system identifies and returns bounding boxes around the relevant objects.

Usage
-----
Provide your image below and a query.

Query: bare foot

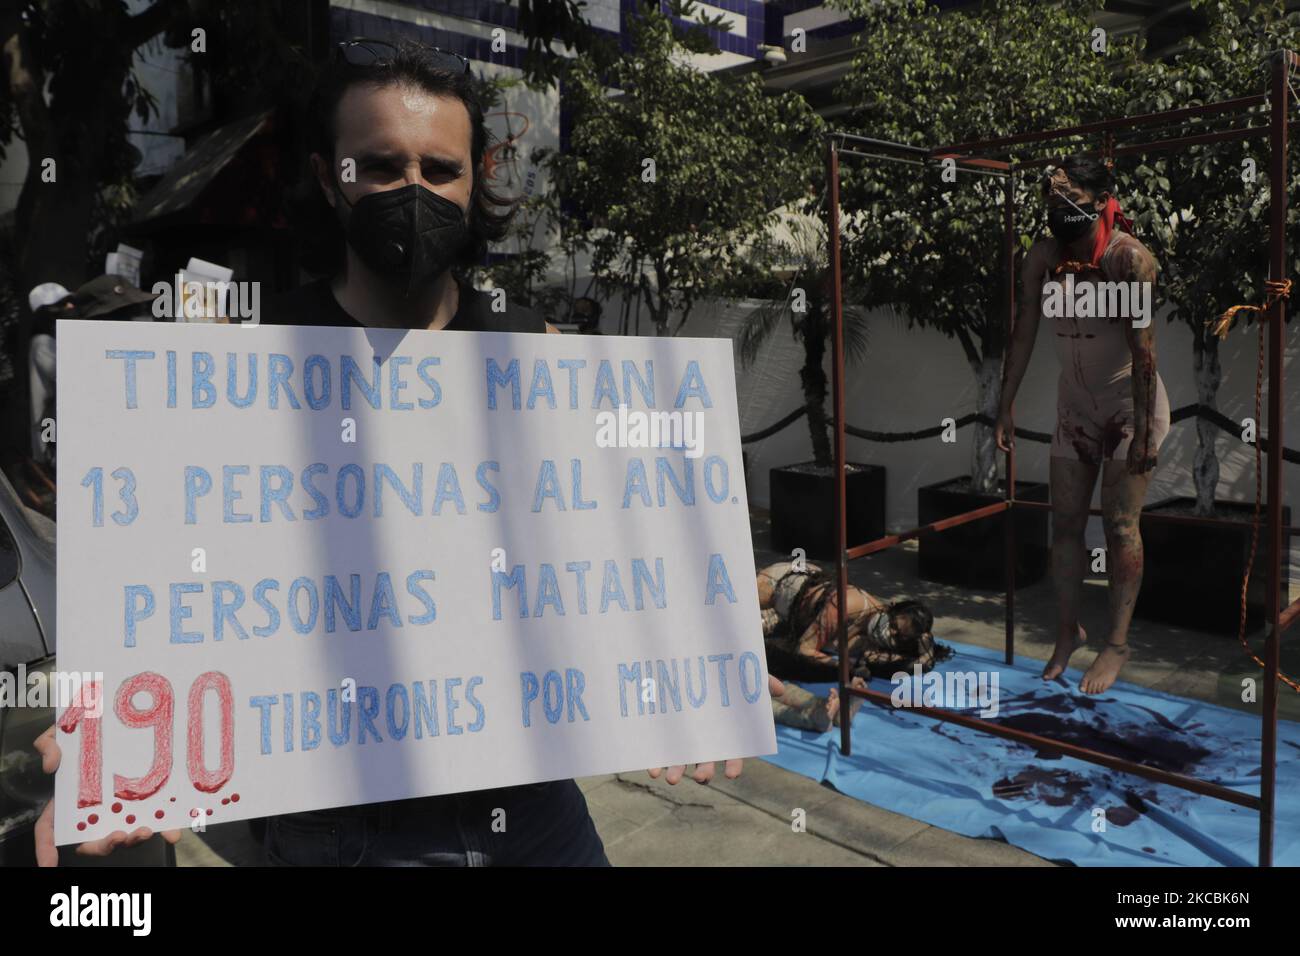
[823,688,840,728]
[1080,642,1129,695]
[1042,624,1087,681]
[832,677,868,728]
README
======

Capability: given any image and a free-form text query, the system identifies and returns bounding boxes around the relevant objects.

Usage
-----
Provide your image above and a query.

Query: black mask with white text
[1047,204,1099,244]
[336,182,470,296]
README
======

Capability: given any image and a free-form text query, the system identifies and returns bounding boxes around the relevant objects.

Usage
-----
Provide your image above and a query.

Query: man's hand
[33,725,182,867]
[994,409,1015,453]
[1126,433,1156,475]
[645,675,784,785]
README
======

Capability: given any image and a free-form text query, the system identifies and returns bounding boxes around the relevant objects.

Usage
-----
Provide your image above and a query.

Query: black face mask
[336,182,470,295]
[1047,203,1099,244]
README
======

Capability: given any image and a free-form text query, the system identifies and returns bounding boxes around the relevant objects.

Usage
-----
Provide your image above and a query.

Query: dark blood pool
[992,712,1209,774]
[111,802,123,814]
[221,798,230,806]
[1143,846,1155,853]
[206,809,213,816]
[1105,806,1140,826]
[76,822,86,832]
[169,797,176,802]
[126,815,136,825]
[87,814,98,825]
[231,794,240,802]
[991,767,1089,807]
[154,810,165,820]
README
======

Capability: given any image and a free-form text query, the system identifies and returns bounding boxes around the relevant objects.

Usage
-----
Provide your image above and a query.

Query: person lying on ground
[756,561,952,674]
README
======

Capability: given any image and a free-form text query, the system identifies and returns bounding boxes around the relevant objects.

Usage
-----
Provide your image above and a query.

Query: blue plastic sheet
[763,640,1300,866]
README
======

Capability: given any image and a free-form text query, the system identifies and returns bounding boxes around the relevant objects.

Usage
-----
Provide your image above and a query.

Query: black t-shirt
[264,275,547,333]
[258,274,552,834]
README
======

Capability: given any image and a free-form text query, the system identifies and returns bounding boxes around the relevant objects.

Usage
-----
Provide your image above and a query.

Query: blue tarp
[763,639,1300,866]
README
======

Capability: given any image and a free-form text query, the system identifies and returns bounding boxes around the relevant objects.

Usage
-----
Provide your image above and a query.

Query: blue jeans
[262,779,610,866]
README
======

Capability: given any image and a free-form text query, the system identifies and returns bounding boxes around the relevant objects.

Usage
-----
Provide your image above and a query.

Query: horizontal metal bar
[1115,123,1274,155]
[828,131,929,155]
[836,148,926,167]
[1013,124,1271,170]
[848,684,1262,810]
[1009,498,1300,535]
[929,152,1012,171]
[836,148,1010,178]
[933,94,1268,158]
[1282,594,1300,634]
[846,500,1009,560]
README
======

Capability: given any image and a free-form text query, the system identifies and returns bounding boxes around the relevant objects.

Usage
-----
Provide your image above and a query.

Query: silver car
[0,467,172,866]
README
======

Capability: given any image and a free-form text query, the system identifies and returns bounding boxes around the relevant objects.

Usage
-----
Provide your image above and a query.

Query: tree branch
[953,321,981,374]
[1,12,54,163]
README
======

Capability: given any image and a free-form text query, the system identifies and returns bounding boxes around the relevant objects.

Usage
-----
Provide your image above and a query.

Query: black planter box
[917,476,1051,590]
[1135,497,1291,634]
[769,461,886,560]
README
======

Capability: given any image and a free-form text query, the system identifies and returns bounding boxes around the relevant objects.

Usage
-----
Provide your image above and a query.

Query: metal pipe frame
[834,146,1011,179]
[930,93,1269,159]
[823,53,1295,867]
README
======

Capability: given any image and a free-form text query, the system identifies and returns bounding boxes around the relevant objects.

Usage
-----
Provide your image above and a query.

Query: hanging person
[994,154,1171,695]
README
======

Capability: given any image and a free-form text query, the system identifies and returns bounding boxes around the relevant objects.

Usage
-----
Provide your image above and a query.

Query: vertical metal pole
[1003,170,1017,666]
[828,137,851,757]
[1260,50,1289,868]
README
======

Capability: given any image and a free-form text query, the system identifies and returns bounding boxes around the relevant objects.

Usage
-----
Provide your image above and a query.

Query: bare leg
[829,676,868,727]
[1044,455,1099,680]
[1080,460,1153,694]
[772,683,832,732]
[770,677,868,732]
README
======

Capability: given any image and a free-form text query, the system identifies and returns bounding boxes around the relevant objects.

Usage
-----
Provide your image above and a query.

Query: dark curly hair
[293,40,517,276]
[887,598,933,638]
[1059,153,1114,199]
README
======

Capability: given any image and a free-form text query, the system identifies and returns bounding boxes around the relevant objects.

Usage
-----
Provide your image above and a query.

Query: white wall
[670,296,1300,579]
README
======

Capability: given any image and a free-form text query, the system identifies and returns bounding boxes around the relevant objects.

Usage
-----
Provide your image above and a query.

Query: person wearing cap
[27,282,71,468]
[26,275,156,470]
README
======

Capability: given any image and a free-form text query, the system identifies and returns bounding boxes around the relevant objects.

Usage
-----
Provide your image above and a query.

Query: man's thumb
[34,726,61,774]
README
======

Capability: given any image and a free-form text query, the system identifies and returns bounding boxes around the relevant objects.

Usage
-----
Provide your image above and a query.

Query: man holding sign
[38,38,779,867]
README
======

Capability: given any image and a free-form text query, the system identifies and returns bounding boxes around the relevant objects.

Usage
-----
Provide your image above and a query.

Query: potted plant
[735,210,885,560]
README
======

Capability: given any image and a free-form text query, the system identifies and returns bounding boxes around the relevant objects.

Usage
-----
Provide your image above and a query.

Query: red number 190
[58,671,234,809]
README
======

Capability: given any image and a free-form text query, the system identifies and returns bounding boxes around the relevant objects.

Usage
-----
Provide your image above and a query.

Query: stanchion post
[828,136,851,757]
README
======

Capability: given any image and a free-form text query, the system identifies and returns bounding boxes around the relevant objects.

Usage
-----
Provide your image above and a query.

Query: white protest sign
[54,321,776,844]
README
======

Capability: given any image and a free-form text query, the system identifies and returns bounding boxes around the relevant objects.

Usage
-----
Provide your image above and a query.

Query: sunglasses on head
[336,37,471,76]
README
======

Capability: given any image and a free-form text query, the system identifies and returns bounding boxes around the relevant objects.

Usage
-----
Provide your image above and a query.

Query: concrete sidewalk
[580,764,1052,866]
[176,509,1295,867]
[181,759,1053,867]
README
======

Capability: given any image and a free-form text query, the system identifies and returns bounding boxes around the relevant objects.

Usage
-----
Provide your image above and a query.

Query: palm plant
[735,207,872,467]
